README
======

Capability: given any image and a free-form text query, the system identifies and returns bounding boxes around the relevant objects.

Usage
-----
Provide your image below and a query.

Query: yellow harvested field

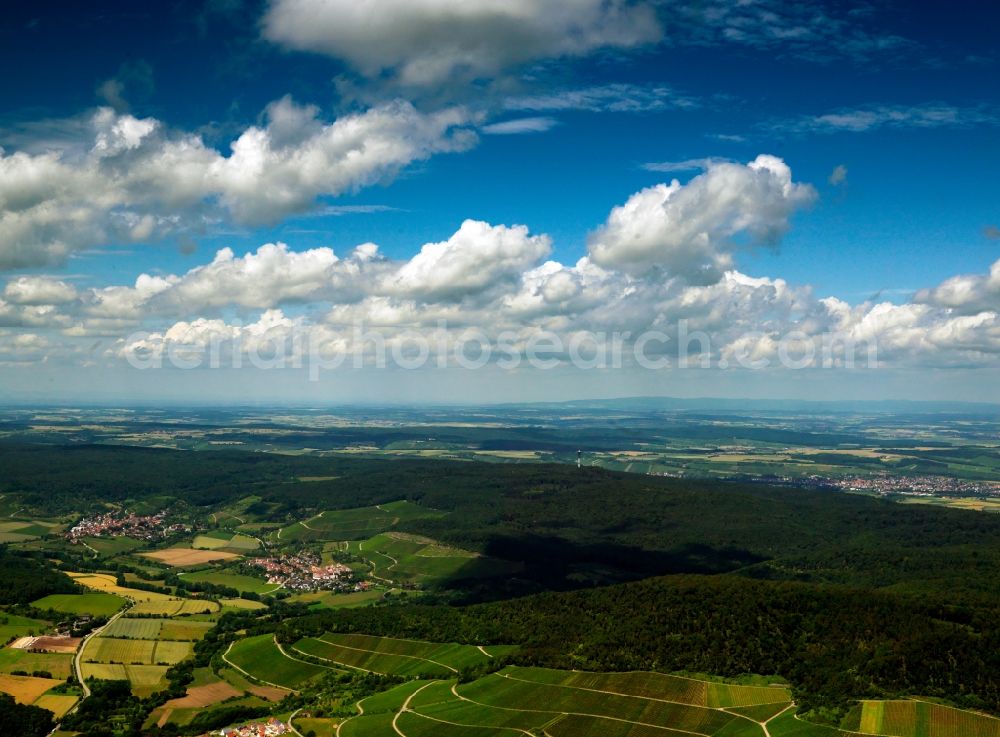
[141,548,240,566]
[0,674,59,704]
[68,572,176,602]
[34,693,78,718]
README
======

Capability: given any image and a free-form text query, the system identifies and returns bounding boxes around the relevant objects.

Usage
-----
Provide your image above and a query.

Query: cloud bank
[2,156,998,374]
[0,98,475,269]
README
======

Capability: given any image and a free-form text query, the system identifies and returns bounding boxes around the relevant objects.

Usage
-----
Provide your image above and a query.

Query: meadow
[0,648,74,679]
[179,567,280,594]
[290,588,387,609]
[191,530,261,551]
[31,592,124,616]
[0,613,49,643]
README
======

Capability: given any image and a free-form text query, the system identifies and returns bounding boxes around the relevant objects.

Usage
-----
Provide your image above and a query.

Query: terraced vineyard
[276,500,443,542]
[337,665,794,737]
[224,633,341,689]
[851,700,1000,737]
[291,632,515,676]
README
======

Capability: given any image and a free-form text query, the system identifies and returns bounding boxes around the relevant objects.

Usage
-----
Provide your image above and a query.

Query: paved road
[73,600,131,698]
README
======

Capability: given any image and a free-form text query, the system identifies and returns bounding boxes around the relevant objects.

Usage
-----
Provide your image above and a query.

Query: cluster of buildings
[65,510,189,542]
[735,472,1000,497]
[828,474,1000,497]
[214,718,289,737]
[246,552,355,591]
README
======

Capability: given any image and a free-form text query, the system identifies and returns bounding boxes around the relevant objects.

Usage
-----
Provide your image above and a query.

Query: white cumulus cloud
[0,99,475,270]
[588,155,816,282]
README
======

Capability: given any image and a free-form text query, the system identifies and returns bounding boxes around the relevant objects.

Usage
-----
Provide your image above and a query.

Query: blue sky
[0,0,998,403]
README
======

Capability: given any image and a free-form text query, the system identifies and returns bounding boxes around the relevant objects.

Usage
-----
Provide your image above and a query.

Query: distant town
[65,510,189,543]
[245,552,361,592]
[730,473,1000,497]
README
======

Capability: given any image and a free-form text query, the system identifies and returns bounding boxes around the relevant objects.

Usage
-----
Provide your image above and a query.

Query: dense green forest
[0,692,53,737]
[4,444,1000,597]
[0,548,80,604]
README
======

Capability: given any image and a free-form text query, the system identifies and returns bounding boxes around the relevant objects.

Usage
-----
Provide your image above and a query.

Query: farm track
[758,704,796,737]
[393,681,438,737]
[335,693,366,737]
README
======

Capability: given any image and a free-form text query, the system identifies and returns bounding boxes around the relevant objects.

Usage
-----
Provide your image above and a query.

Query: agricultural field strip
[497,671,781,723]
[315,635,460,673]
[440,676,734,737]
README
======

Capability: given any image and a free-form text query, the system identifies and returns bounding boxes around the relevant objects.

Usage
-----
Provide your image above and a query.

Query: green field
[292,633,513,677]
[0,648,74,679]
[99,618,164,639]
[99,615,212,641]
[84,631,194,666]
[192,531,260,551]
[79,663,170,697]
[0,520,52,542]
[277,500,443,543]
[31,592,125,616]
[290,589,387,609]
[355,532,522,586]
[224,634,339,689]
[82,536,145,556]
[158,619,214,640]
[0,613,49,643]
[179,568,279,594]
